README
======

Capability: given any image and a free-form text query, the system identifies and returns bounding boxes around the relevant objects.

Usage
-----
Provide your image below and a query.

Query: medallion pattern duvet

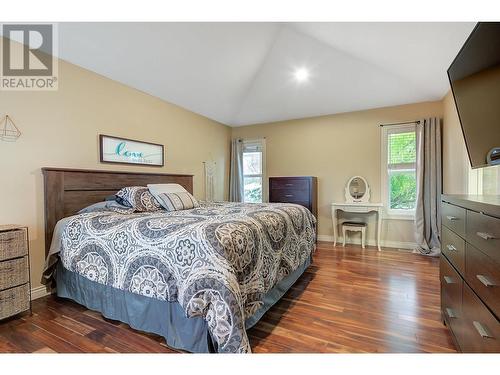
[50,202,316,353]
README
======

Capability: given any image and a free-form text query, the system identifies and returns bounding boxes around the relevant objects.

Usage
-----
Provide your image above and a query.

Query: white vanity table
[332,176,383,251]
[331,202,383,251]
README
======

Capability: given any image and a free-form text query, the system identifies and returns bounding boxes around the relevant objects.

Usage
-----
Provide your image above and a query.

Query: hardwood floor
[0,242,457,353]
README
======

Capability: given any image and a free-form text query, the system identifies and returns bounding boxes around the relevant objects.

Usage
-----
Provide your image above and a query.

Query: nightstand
[0,225,31,321]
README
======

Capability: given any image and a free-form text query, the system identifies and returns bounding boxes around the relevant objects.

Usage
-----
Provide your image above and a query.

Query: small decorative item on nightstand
[0,225,31,321]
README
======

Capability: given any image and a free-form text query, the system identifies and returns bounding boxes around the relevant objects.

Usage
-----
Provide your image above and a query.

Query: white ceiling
[54,22,475,126]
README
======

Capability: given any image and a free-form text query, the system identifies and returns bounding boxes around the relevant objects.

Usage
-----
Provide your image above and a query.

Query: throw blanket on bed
[43,202,316,353]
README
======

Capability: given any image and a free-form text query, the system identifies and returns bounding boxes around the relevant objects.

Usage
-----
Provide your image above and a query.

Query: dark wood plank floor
[0,243,456,353]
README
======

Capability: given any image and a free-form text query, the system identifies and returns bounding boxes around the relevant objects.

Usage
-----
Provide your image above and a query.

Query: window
[242,139,266,203]
[381,125,417,219]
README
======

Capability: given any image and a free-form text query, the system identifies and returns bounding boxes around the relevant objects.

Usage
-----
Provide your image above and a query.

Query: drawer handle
[445,307,457,319]
[476,232,496,240]
[285,183,293,187]
[476,274,495,287]
[446,216,459,221]
[473,321,493,339]
[0,237,15,243]
[443,276,454,284]
[285,194,293,198]
[446,244,457,252]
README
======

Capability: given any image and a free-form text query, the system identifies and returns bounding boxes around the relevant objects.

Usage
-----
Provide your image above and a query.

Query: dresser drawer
[461,283,500,352]
[0,229,28,261]
[0,283,30,320]
[270,178,310,191]
[0,256,29,291]
[442,202,466,237]
[441,256,463,306]
[270,189,310,203]
[442,225,465,274]
[466,210,500,264]
[465,243,500,319]
[440,256,464,343]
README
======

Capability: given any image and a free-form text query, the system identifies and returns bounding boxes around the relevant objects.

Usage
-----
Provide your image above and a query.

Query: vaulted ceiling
[56,22,475,126]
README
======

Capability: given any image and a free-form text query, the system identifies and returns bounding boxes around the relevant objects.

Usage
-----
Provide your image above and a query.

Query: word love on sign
[99,134,164,167]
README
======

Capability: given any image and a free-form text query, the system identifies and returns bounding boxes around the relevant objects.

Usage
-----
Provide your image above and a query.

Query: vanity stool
[342,222,367,249]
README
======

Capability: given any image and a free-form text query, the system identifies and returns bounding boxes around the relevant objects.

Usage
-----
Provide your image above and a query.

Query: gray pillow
[78,202,108,214]
[78,200,135,214]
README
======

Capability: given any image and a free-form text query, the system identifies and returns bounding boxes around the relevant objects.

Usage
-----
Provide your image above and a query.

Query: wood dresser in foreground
[441,195,500,352]
[0,225,31,321]
[269,176,318,218]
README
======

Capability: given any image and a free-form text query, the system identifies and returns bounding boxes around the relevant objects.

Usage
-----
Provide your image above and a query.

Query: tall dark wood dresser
[269,176,317,218]
[441,195,500,352]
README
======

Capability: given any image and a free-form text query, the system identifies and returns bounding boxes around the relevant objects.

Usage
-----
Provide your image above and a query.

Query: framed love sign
[99,134,164,167]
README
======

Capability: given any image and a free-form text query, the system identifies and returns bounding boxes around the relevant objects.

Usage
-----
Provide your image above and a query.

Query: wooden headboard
[42,167,194,255]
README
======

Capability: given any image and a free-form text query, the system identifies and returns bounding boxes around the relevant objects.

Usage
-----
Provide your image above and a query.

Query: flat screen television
[448,22,500,169]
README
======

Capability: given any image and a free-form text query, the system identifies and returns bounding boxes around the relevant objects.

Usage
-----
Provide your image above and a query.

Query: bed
[41,168,316,353]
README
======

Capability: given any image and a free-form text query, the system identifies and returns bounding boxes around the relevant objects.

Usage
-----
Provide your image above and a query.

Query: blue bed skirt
[56,257,311,353]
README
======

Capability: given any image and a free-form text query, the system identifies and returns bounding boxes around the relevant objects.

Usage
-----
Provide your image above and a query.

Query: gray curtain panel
[229,138,244,202]
[414,117,442,256]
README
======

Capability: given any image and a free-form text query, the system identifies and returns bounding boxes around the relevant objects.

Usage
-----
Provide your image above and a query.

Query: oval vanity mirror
[345,176,370,203]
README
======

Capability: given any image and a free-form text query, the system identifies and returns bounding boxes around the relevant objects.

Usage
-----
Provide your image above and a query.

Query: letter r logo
[2,24,53,76]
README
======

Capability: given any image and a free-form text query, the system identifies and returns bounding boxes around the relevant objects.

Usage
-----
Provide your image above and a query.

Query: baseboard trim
[316,235,416,250]
[31,285,51,300]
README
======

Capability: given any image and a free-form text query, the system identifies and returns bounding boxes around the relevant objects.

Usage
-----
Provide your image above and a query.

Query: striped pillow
[156,192,200,212]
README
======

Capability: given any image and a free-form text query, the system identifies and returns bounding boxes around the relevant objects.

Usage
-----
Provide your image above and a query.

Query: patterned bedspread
[45,201,316,353]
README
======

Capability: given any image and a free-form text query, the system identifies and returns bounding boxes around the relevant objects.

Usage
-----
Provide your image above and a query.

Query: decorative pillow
[156,191,200,212]
[115,186,162,212]
[105,194,133,208]
[147,183,188,199]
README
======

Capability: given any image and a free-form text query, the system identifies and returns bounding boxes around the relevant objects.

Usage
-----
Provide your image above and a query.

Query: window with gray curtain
[229,138,266,203]
[381,124,418,219]
[242,139,266,203]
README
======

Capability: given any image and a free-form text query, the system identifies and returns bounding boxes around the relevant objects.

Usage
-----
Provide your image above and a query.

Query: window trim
[381,124,417,221]
[242,138,267,203]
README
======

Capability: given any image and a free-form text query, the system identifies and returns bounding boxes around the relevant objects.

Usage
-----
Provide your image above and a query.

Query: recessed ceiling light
[294,68,309,82]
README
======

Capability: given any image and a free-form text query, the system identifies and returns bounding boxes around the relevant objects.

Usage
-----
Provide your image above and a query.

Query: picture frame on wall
[99,134,164,167]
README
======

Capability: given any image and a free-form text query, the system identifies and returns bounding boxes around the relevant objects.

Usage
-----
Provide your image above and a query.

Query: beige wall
[442,91,470,194]
[0,55,231,289]
[232,101,444,246]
